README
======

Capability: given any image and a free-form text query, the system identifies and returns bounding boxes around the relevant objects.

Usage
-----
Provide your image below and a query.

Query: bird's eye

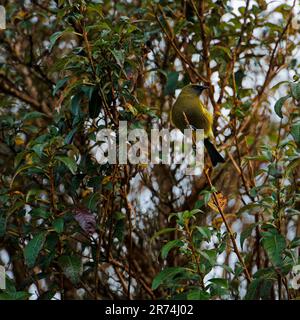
[193,86,202,93]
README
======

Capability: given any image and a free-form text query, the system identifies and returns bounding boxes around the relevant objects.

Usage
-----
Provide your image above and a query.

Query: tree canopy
[0,0,300,300]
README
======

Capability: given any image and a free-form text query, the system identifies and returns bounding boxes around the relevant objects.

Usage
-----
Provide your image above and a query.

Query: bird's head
[180,84,209,97]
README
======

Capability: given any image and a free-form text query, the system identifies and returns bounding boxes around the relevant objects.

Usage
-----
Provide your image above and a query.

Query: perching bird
[171,84,225,166]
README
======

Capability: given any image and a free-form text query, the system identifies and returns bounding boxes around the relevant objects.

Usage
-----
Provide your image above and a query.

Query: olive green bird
[171,84,225,166]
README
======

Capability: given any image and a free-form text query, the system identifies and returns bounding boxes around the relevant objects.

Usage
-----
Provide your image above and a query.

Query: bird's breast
[171,96,212,136]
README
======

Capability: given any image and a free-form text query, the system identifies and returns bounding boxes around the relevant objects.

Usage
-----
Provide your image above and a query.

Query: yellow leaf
[208,192,227,212]
[11,191,24,196]
[207,200,218,213]
[212,217,223,230]
[102,176,112,185]
[125,103,138,116]
[25,154,33,165]
[18,10,28,18]
[13,10,29,22]
[82,189,92,198]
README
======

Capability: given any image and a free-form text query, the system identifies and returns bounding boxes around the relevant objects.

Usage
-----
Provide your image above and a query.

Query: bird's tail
[204,138,225,167]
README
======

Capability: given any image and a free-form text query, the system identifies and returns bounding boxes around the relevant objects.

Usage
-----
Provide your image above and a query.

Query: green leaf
[84,192,99,212]
[194,199,205,209]
[290,237,300,248]
[55,156,77,174]
[207,278,229,297]
[265,22,283,32]
[31,143,46,157]
[26,188,44,203]
[0,291,31,300]
[211,45,232,60]
[268,163,282,178]
[23,111,46,122]
[291,122,300,143]
[271,80,289,91]
[150,228,176,243]
[29,208,50,219]
[24,232,47,268]
[0,214,7,237]
[152,267,186,290]
[89,87,102,119]
[274,4,292,13]
[164,71,179,95]
[49,31,64,51]
[187,289,210,300]
[58,255,82,284]
[274,95,290,118]
[11,164,43,186]
[1,277,16,294]
[53,77,68,96]
[38,291,56,300]
[110,49,125,66]
[234,69,245,90]
[71,94,81,117]
[182,209,201,221]
[161,239,184,259]
[291,82,300,100]
[245,268,277,300]
[261,229,286,267]
[286,158,300,176]
[240,223,258,249]
[14,150,27,168]
[208,278,228,289]
[200,249,217,266]
[245,278,267,300]
[52,218,64,233]
[65,127,78,144]
[201,190,211,205]
[195,226,211,240]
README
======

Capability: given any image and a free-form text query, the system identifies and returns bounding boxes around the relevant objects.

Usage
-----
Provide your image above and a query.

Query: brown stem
[258,0,295,97]
[154,5,207,84]
[0,75,52,116]
[109,257,156,299]
[191,0,217,112]
[49,166,57,213]
[204,170,252,283]
[184,222,205,289]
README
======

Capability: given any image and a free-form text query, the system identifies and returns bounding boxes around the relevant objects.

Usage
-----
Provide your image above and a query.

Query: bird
[171,84,225,166]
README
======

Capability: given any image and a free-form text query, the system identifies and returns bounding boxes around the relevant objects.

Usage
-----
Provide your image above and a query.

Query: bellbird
[171,84,225,166]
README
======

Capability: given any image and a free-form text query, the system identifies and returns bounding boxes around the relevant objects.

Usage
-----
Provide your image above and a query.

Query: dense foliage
[0,0,300,300]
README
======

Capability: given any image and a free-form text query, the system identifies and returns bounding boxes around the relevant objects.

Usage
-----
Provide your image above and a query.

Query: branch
[240,0,296,133]
[108,257,156,299]
[0,75,52,116]
[204,170,252,283]
[191,0,217,112]
[217,0,250,105]
[154,5,207,84]
[258,0,296,97]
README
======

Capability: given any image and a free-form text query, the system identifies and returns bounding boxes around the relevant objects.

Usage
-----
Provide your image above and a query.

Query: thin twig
[109,258,156,300]
[190,0,217,112]
[204,170,252,283]
[154,5,207,84]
